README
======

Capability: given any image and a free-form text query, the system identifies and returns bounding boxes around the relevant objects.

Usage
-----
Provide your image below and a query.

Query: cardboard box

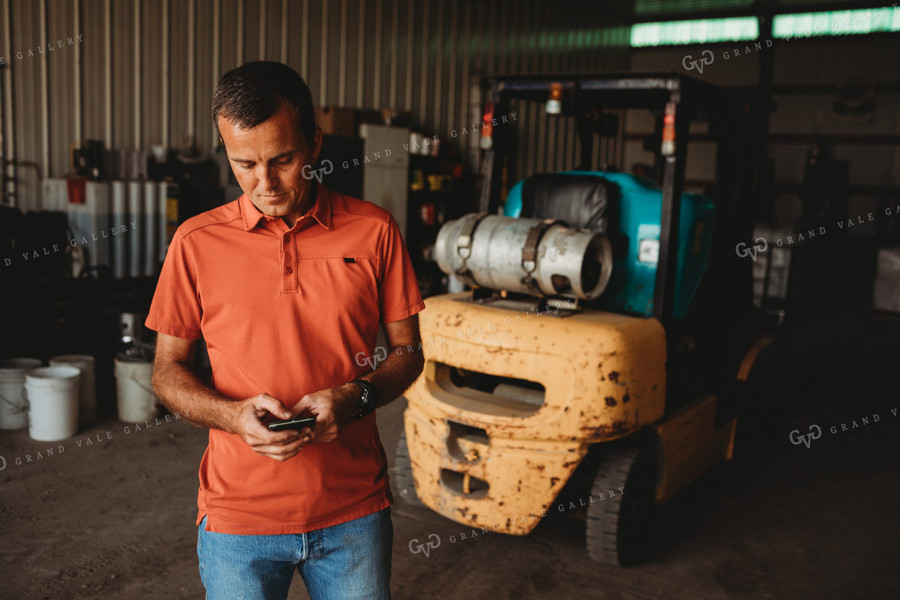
[315,106,356,136]
[873,247,900,313]
[358,108,414,128]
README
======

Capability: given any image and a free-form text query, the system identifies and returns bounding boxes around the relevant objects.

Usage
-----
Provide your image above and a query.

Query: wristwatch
[350,379,378,419]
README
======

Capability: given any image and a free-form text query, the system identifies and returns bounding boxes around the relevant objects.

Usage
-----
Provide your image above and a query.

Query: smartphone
[267,415,317,432]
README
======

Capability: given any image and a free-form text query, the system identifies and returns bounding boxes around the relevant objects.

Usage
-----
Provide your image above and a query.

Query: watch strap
[350,379,378,419]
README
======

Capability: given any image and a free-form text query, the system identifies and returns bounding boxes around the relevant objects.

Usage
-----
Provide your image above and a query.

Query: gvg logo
[408,533,441,558]
[355,346,388,370]
[301,159,334,183]
[681,50,715,74]
[789,424,822,449]
[735,237,768,261]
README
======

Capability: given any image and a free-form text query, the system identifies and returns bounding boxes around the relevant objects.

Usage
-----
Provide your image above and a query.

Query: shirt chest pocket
[301,255,381,319]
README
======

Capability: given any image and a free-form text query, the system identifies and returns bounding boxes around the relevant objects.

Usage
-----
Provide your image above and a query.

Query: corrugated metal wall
[0,0,629,212]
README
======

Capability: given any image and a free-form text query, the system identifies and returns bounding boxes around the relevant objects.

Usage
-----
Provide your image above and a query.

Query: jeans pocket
[197,515,207,586]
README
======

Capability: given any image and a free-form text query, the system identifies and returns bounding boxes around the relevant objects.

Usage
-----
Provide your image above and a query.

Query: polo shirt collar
[239,184,333,231]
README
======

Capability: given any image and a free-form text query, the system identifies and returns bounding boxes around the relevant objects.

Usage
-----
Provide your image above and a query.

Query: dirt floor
[2,305,898,600]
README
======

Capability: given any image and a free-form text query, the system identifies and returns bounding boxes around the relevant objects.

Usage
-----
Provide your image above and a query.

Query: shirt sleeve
[378,214,426,324]
[145,227,203,340]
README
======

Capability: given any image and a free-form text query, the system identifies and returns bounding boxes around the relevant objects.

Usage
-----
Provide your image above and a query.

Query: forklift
[395,73,769,565]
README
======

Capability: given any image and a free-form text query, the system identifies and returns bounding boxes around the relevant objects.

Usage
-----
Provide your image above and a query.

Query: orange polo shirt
[145,185,424,535]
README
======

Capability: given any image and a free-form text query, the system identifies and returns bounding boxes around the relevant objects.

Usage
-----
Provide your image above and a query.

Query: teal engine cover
[503,171,714,318]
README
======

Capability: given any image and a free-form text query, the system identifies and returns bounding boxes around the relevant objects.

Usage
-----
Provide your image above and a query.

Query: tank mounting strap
[521,219,562,293]
[455,212,488,260]
[455,212,488,286]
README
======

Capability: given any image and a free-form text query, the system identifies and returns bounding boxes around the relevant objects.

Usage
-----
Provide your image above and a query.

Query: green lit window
[772,8,900,38]
[630,17,759,47]
[629,8,900,47]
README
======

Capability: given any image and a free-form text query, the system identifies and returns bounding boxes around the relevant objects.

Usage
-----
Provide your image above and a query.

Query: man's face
[218,102,322,224]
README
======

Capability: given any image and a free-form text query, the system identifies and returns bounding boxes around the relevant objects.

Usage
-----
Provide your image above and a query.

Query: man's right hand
[229,393,309,462]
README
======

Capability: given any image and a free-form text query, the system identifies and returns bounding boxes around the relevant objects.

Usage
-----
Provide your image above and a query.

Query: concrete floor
[1,305,898,599]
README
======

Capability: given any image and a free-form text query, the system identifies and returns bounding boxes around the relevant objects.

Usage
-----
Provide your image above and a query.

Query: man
[147,61,424,600]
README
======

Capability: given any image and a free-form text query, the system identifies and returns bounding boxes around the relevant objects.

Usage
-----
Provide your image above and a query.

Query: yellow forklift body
[404,292,667,534]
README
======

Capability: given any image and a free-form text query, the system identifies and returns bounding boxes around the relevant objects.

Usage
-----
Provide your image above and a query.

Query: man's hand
[290,384,360,444]
[229,393,310,461]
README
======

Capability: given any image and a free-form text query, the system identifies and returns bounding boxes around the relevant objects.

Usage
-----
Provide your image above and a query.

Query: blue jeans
[197,508,392,600]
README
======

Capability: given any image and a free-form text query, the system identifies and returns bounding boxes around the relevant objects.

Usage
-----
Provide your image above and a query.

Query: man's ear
[310,127,323,163]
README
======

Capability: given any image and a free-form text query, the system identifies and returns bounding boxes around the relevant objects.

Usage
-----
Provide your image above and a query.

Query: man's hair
[211,61,317,146]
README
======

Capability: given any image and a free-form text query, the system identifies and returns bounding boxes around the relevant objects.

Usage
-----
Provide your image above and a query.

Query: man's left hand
[290,384,360,444]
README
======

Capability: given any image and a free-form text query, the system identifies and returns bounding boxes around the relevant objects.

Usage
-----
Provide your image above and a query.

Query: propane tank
[435,213,612,300]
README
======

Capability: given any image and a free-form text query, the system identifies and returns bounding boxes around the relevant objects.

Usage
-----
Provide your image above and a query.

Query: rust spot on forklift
[609,371,620,383]
[446,313,464,327]
[581,420,631,439]
[605,396,617,407]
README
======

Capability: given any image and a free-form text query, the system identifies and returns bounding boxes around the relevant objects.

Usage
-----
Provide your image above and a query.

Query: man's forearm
[358,345,425,410]
[153,361,239,433]
[154,341,424,432]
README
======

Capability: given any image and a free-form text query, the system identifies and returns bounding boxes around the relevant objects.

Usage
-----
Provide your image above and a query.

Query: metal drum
[435,213,612,300]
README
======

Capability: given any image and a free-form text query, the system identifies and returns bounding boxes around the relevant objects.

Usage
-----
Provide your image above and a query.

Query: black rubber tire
[585,442,656,566]
[392,428,423,506]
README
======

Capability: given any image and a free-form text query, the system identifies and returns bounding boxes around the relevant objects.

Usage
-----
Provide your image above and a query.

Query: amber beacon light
[546,82,563,114]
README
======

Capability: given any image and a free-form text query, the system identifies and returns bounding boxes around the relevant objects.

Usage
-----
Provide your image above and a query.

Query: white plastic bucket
[115,358,158,423]
[0,358,42,430]
[25,366,81,442]
[49,354,98,424]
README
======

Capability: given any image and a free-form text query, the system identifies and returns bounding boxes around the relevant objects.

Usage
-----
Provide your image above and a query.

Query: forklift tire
[393,429,423,506]
[585,442,655,566]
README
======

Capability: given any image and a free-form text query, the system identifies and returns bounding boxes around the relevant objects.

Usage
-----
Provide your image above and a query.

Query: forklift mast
[478,73,762,328]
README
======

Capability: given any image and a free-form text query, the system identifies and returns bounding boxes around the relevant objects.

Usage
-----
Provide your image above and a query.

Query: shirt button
[285,266,293,274]
[283,235,290,243]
